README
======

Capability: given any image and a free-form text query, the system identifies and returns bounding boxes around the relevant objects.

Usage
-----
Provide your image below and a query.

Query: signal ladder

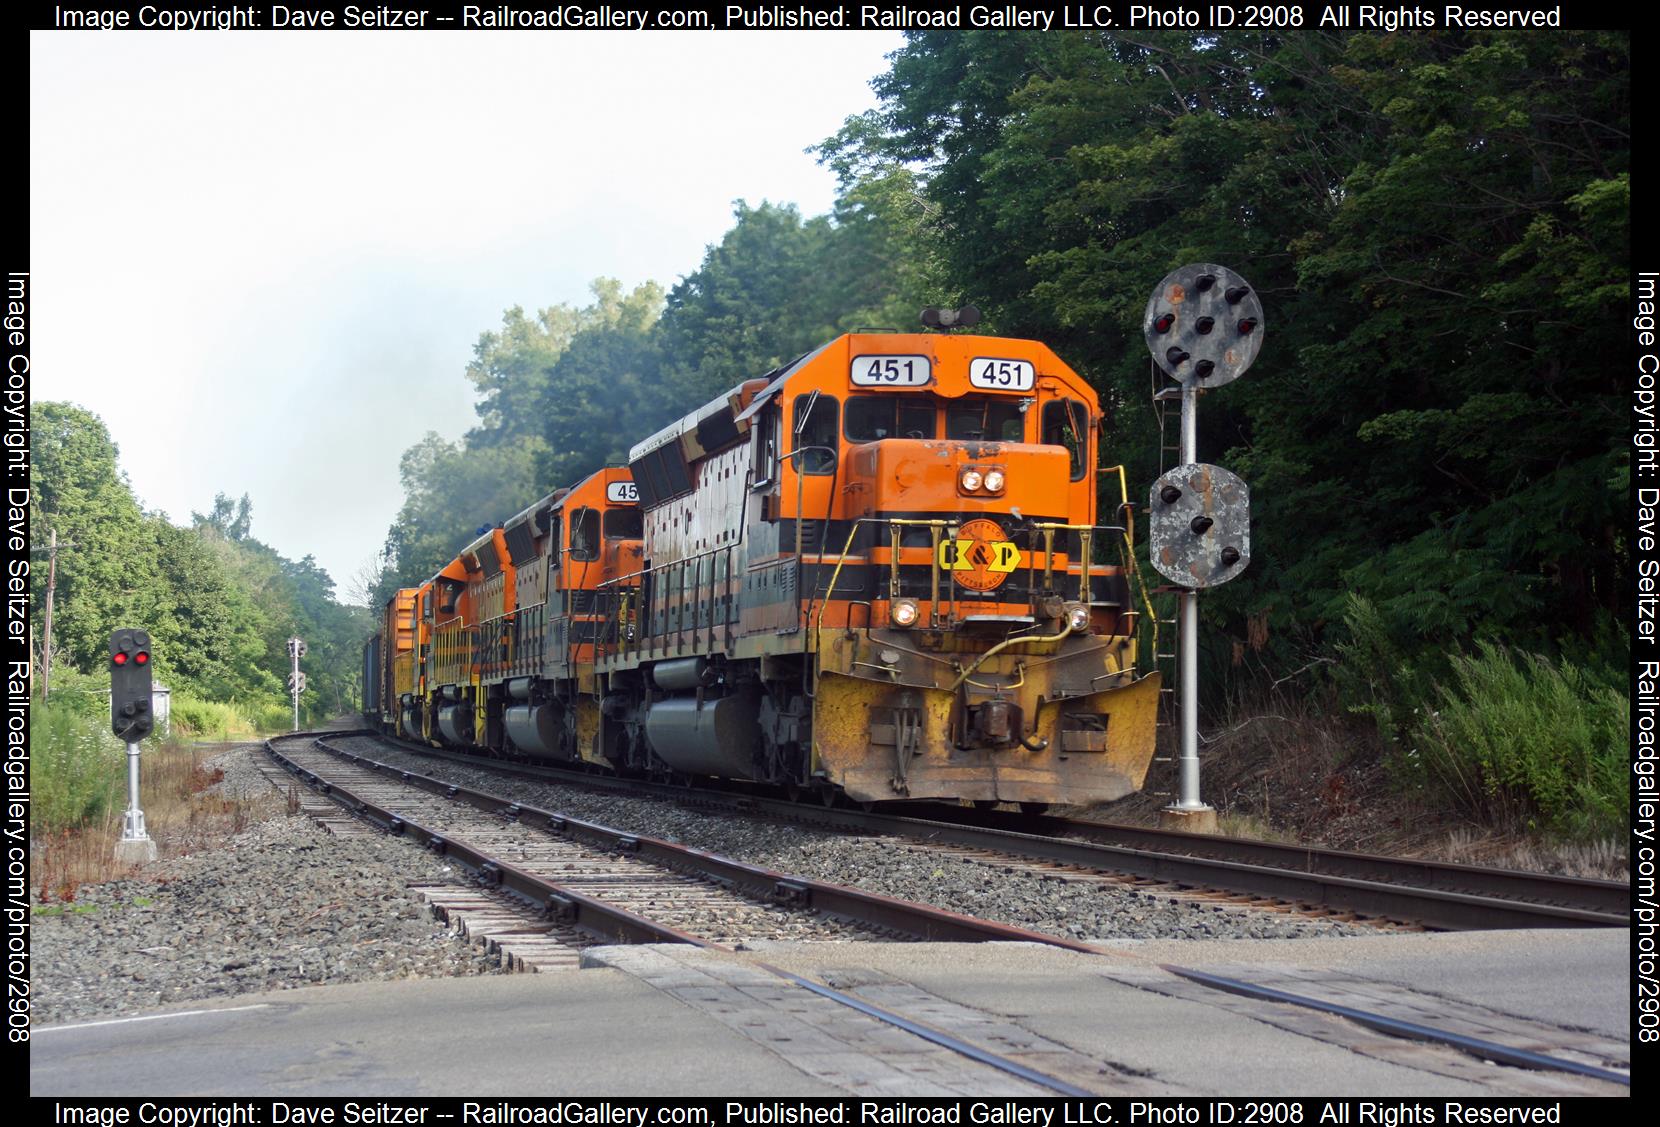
[1143,380,1187,798]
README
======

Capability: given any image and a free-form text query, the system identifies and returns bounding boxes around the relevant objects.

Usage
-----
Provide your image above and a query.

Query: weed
[1409,642,1628,839]
[30,742,280,897]
[32,705,124,833]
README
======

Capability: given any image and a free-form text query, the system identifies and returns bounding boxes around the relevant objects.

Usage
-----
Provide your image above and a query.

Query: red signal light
[1154,313,1175,333]
[135,652,149,664]
[1237,318,1258,335]
[113,652,128,665]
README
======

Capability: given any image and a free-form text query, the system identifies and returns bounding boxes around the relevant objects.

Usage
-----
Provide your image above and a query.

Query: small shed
[151,683,172,738]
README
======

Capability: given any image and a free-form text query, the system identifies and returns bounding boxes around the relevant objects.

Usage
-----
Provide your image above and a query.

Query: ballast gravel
[33,736,1368,1026]
[313,735,1371,946]
[30,745,502,1027]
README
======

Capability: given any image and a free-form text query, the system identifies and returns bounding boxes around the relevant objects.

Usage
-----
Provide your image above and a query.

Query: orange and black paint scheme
[366,332,1159,808]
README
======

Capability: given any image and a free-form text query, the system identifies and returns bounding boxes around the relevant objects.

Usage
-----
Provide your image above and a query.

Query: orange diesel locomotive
[365,327,1160,808]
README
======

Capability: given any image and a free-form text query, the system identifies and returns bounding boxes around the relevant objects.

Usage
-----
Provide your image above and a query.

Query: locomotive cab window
[604,507,643,540]
[569,507,601,562]
[946,397,1026,442]
[845,395,936,442]
[1042,399,1090,480]
[752,404,779,488]
[792,393,839,475]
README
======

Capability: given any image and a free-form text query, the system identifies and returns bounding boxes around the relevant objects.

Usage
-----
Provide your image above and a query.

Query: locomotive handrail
[1100,461,1161,666]
[809,516,1126,635]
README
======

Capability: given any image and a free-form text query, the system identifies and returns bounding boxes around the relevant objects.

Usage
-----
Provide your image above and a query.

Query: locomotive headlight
[890,598,921,628]
[1064,602,1092,634]
[982,469,1005,494]
[959,468,984,493]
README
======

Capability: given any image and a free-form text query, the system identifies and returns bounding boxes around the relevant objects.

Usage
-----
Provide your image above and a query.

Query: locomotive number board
[605,481,639,504]
[968,357,1034,391]
[851,355,931,386]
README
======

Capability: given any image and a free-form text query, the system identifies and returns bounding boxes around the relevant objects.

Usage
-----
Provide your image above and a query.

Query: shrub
[254,702,294,733]
[169,696,253,739]
[1331,594,1438,744]
[39,666,113,720]
[32,704,124,832]
[1409,642,1628,839]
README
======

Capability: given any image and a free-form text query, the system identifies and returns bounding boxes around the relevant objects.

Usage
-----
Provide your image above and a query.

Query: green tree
[375,432,540,604]
[535,281,668,487]
[822,30,1630,676]
[29,403,157,672]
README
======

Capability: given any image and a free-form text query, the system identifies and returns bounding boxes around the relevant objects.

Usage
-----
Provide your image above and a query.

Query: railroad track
[262,728,1626,1094]
[334,728,1626,932]
[264,731,1123,1095]
[266,733,1097,953]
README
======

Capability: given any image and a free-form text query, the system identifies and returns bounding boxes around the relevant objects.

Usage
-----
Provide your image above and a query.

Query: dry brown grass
[32,741,281,903]
[1437,829,1629,881]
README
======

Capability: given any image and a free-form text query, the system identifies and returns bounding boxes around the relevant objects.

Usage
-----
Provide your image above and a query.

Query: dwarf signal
[110,628,158,863]
[109,628,154,740]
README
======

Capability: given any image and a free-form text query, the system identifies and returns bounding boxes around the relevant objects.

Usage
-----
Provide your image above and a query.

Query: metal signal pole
[110,629,157,864]
[1177,383,1202,817]
[32,529,74,703]
[1143,264,1265,834]
[288,637,307,730]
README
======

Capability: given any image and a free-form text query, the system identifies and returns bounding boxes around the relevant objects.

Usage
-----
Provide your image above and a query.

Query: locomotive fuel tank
[643,691,762,779]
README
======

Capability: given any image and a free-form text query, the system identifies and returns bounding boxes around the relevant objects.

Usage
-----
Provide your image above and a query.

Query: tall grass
[169,695,295,738]
[1334,597,1627,841]
[169,696,256,739]
[1409,642,1628,838]
[33,737,282,900]
[32,704,125,833]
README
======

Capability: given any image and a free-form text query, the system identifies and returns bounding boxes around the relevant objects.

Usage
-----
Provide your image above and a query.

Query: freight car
[365,322,1160,808]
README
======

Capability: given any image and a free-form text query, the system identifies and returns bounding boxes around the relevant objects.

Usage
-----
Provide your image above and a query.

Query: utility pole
[33,529,73,703]
[1143,263,1264,834]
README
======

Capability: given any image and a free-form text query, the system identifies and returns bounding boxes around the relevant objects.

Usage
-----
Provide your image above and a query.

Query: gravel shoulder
[30,742,501,1027]
[32,737,1367,1028]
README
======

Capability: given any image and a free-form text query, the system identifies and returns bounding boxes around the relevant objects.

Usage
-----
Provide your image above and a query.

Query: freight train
[362,320,1161,807]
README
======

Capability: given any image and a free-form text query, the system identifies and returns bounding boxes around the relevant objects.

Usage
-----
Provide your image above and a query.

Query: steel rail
[268,734,1107,1095]
[761,963,1094,1096]
[272,730,1108,1095]
[280,735,1102,952]
[347,731,1625,931]
[266,738,710,948]
[943,807,1631,919]
[1162,965,1630,1088]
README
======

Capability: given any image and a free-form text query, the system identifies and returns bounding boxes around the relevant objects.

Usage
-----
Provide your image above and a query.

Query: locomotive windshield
[604,507,643,540]
[946,397,1026,442]
[842,395,1038,443]
[844,395,937,442]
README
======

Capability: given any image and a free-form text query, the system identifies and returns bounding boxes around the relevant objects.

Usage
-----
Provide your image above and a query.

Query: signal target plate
[1148,463,1251,588]
[1143,262,1264,387]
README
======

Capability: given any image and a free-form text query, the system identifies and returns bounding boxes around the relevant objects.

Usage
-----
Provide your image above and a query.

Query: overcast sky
[30,30,903,600]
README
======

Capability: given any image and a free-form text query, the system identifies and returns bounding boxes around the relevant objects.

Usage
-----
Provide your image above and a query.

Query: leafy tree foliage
[375,198,936,601]
[30,403,156,672]
[31,407,363,723]
[822,30,1630,677]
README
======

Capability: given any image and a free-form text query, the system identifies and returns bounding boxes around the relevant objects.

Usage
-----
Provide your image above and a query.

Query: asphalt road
[30,929,1629,1097]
